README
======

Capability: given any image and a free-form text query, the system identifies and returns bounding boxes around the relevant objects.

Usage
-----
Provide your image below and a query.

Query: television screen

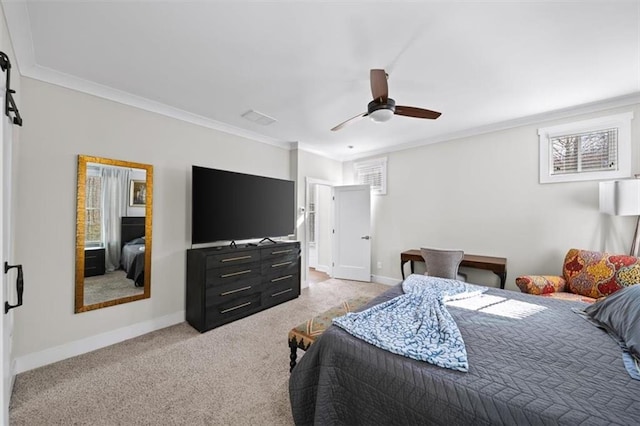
[191,166,295,244]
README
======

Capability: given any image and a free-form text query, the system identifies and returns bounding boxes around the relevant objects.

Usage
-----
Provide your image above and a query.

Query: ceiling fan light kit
[368,98,395,123]
[331,68,441,131]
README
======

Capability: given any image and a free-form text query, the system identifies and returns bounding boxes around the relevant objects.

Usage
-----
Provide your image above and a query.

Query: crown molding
[29,65,293,150]
[342,92,640,162]
[2,1,294,150]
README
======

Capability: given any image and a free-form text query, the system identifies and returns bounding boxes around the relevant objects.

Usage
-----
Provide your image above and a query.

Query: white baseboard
[14,311,185,374]
[371,274,402,286]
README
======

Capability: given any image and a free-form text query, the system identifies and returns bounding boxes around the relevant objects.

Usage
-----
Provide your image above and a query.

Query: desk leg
[400,260,416,280]
[494,272,506,289]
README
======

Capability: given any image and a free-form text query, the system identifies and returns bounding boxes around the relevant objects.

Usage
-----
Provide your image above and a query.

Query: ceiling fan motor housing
[368,98,396,122]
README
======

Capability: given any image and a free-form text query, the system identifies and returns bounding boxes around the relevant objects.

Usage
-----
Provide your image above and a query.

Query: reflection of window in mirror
[86,165,103,248]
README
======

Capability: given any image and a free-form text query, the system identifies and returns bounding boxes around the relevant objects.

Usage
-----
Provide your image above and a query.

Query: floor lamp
[599,179,640,256]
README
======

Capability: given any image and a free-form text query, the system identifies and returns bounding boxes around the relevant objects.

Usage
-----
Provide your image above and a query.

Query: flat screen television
[191,166,295,245]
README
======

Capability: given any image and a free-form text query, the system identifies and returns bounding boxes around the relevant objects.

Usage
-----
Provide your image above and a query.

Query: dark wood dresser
[84,247,106,277]
[186,241,301,332]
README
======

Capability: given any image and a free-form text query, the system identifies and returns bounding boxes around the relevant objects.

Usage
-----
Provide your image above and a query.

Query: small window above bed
[538,112,633,184]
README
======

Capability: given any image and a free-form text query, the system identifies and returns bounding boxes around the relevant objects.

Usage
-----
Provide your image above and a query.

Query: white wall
[347,105,640,289]
[14,77,291,361]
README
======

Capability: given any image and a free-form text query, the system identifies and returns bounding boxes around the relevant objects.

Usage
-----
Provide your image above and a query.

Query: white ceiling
[4,1,640,161]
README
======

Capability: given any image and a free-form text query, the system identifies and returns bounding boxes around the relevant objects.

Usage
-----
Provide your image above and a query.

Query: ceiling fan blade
[370,69,388,102]
[395,105,441,120]
[331,112,369,131]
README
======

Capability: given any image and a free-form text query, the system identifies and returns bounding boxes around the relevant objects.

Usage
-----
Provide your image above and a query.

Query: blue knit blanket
[332,274,487,372]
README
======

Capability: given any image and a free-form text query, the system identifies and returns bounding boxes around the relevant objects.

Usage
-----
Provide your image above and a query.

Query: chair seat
[540,292,596,304]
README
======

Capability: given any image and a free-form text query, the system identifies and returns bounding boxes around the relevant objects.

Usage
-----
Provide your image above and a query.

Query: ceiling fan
[331,69,441,131]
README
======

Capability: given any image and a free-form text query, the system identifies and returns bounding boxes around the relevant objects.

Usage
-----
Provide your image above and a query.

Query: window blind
[551,128,617,175]
[354,157,387,195]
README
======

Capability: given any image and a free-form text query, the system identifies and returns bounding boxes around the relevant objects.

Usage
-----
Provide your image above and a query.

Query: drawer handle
[271,288,292,297]
[220,286,252,296]
[271,249,292,255]
[220,270,252,278]
[220,301,251,314]
[271,274,293,283]
[272,261,292,268]
[221,255,252,263]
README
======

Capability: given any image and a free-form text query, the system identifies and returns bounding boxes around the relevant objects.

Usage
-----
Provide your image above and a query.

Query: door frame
[304,177,337,283]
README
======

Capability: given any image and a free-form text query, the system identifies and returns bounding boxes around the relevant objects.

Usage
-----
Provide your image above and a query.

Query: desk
[400,249,507,289]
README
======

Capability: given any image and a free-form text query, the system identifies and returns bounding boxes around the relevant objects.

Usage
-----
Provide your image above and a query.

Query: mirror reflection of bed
[83,217,146,306]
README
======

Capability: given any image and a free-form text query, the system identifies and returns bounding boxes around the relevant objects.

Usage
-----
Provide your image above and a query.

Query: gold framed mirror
[75,155,153,313]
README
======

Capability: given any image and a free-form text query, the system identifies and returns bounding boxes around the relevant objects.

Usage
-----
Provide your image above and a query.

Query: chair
[515,248,640,303]
[420,248,467,281]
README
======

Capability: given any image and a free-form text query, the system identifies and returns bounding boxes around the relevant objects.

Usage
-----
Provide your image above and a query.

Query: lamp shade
[599,180,640,216]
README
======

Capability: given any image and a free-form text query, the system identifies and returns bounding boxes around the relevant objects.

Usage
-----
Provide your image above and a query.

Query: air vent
[241,110,277,126]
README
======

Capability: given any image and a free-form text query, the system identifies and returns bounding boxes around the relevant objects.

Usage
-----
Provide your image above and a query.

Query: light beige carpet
[10,278,390,425]
[84,270,143,306]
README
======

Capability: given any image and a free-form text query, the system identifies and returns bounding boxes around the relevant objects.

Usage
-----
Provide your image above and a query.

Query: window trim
[354,156,387,195]
[538,112,633,184]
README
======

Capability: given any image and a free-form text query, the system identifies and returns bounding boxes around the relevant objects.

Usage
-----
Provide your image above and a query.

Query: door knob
[361,236,370,240]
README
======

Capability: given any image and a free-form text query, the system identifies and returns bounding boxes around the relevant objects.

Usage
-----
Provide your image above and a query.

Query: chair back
[420,248,464,280]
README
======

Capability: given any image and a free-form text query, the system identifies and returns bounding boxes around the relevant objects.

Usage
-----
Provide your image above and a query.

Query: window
[85,167,103,247]
[308,184,316,244]
[354,157,387,195]
[538,112,633,183]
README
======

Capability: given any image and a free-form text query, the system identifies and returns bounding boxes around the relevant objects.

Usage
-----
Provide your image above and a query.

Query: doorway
[306,179,334,284]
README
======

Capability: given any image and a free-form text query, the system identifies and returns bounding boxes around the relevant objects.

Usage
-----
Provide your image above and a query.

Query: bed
[120,216,146,287]
[289,281,640,425]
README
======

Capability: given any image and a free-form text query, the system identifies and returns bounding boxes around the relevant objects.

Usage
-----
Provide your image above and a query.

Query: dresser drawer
[261,244,300,262]
[205,292,262,329]
[205,261,261,287]
[263,274,299,307]
[205,276,262,305]
[205,249,260,269]
[262,260,300,281]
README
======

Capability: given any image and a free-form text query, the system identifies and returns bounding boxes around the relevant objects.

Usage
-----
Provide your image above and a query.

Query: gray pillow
[584,285,640,359]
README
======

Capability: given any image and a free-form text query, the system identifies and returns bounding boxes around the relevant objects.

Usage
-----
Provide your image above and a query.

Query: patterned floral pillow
[563,248,640,298]
[515,275,566,295]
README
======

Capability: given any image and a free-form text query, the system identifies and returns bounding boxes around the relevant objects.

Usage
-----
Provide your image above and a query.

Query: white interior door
[332,185,371,282]
[1,97,15,425]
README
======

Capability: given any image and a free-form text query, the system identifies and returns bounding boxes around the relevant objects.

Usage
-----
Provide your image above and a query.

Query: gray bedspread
[289,284,640,425]
[121,243,145,285]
